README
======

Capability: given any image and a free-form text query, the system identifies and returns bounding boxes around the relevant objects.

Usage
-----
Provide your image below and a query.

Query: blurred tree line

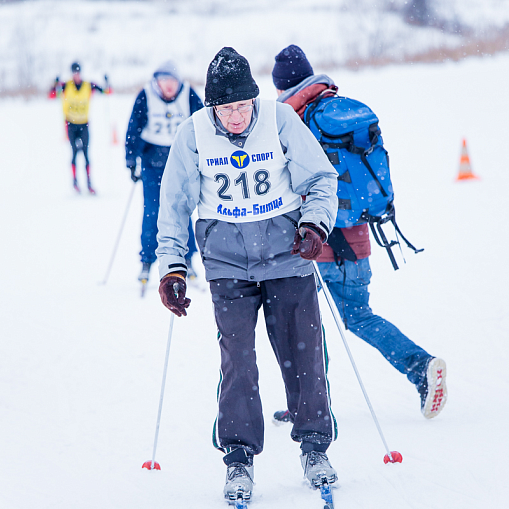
[0,0,438,25]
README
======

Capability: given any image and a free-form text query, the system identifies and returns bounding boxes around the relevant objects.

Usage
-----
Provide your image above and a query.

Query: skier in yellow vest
[50,62,109,194]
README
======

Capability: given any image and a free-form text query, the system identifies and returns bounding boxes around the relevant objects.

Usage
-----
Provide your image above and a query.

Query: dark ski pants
[140,166,197,264]
[210,275,335,458]
[67,122,90,168]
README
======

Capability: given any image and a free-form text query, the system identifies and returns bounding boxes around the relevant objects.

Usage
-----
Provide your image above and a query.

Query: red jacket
[282,82,371,262]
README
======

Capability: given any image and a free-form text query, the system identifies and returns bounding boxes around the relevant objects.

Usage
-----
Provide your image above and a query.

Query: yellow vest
[62,81,92,124]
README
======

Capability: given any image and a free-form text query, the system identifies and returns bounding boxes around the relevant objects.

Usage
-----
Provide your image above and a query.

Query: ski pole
[312,261,402,464]
[103,74,112,160]
[100,183,136,285]
[142,298,178,471]
[104,74,118,145]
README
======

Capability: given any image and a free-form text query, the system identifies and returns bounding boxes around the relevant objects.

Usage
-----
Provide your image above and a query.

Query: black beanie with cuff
[205,47,259,107]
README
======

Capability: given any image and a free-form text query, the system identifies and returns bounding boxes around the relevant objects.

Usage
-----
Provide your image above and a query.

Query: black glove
[291,223,326,261]
[128,165,140,183]
[159,273,191,317]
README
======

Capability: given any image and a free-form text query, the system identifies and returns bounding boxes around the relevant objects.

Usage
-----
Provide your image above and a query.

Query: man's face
[214,100,254,135]
[73,72,82,84]
[157,77,180,100]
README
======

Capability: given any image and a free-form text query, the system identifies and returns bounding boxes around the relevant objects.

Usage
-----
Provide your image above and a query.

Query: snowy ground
[1,53,509,509]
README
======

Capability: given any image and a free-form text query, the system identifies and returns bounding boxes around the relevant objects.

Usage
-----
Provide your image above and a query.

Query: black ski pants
[67,122,90,167]
[210,274,335,457]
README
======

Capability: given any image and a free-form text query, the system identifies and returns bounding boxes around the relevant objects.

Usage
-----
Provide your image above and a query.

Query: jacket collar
[277,74,337,118]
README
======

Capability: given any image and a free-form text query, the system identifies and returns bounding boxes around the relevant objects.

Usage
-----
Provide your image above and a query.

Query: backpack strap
[368,205,424,271]
[369,218,400,270]
[360,150,388,198]
[391,216,424,255]
[303,87,339,136]
[327,227,358,262]
[348,124,388,198]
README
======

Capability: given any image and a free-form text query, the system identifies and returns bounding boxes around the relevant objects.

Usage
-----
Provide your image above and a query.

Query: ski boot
[73,178,80,193]
[418,357,447,419]
[87,178,96,195]
[138,262,151,297]
[300,450,337,488]
[272,409,294,426]
[224,462,254,506]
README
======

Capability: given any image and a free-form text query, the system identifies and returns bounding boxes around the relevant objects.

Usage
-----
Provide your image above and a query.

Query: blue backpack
[303,91,422,269]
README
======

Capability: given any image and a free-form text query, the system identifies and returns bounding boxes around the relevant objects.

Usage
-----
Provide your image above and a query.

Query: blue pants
[318,258,431,387]
[140,167,197,264]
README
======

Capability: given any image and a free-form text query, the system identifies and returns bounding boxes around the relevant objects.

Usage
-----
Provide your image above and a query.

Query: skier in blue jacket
[156,47,339,503]
[125,61,203,283]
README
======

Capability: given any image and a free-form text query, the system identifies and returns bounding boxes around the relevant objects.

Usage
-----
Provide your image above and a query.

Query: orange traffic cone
[112,124,119,145]
[456,138,479,181]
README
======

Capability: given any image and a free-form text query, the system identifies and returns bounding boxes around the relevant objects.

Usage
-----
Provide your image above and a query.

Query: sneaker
[224,462,254,504]
[138,262,152,282]
[272,409,294,426]
[418,357,447,419]
[185,258,197,280]
[300,451,337,488]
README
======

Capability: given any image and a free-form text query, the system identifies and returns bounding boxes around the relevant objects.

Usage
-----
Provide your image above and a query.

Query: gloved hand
[291,223,326,260]
[159,273,191,317]
[104,75,112,94]
[128,165,140,183]
[48,77,60,99]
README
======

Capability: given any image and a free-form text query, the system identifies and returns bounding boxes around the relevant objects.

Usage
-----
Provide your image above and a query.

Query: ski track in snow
[1,54,509,509]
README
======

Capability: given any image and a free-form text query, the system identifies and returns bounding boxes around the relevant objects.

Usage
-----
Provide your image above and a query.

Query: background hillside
[1,0,509,95]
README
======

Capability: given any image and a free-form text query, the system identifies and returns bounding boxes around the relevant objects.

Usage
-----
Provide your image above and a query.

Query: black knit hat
[205,47,259,107]
[71,62,81,73]
[272,45,314,91]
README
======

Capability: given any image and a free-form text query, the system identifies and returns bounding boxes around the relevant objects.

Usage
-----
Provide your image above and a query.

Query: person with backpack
[125,61,203,285]
[156,47,339,504]
[49,62,108,194]
[271,45,447,422]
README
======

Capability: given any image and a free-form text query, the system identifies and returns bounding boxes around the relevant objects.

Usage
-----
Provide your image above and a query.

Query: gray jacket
[156,98,338,281]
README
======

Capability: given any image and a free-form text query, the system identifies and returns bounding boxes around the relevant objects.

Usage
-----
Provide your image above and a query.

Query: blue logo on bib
[230,150,250,169]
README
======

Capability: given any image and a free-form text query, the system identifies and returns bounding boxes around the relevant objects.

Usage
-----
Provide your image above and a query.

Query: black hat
[71,62,81,73]
[272,45,314,91]
[204,47,259,107]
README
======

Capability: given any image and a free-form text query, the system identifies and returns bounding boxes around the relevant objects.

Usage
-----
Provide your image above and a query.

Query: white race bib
[193,100,302,222]
[141,82,191,147]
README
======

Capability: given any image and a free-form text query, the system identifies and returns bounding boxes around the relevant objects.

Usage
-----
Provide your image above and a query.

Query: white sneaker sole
[422,358,447,419]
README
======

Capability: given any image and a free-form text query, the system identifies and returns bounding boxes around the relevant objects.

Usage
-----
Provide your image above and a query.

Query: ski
[234,498,248,509]
[320,482,335,509]
[226,489,250,509]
